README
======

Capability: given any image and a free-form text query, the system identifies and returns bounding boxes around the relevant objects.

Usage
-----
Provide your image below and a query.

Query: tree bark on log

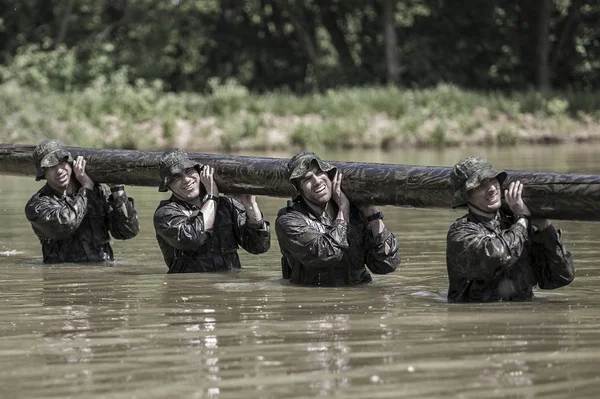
[1,144,600,221]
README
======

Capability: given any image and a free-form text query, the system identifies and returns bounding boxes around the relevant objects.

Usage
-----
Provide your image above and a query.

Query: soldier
[153,149,270,273]
[446,156,574,302]
[25,140,139,263]
[275,152,400,286]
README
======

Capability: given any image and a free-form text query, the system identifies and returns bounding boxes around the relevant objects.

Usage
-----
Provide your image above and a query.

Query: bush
[0,43,76,91]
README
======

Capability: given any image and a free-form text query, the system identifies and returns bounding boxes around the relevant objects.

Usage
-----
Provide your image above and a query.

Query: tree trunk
[536,0,553,90]
[2,144,600,221]
[95,0,129,42]
[55,0,74,48]
[276,1,317,66]
[550,0,583,74]
[321,5,354,66]
[381,0,400,84]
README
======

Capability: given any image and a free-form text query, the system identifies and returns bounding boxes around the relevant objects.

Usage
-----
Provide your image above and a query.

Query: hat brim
[36,150,73,181]
[451,168,507,208]
[289,158,337,201]
[289,157,336,181]
[158,160,202,192]
[465,168,506,191]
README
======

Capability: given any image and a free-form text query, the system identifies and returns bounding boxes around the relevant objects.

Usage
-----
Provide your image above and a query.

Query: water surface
[1,144,600,398]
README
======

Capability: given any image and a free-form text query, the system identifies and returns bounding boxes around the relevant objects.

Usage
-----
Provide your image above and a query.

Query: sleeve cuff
[332,219,348,229]
[247,219,270,231]
[512,221,529,237]
[366,227,392,247]
[110,193,131,207]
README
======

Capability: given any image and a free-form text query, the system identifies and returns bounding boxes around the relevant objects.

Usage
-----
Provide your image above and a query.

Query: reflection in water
[1,144,600,398]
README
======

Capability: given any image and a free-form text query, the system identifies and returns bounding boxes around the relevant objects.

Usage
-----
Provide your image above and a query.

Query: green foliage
[0,0,598,93]
[458,117,483,136]
[401,114,425,135]
[290,123,320,150]
[496,127,517,145]
[204,78,250,117]
[429,123,446,146]
[0,44,76,91]
[1,80,600,151]
[162,116,177,147]
[219,112,263,151]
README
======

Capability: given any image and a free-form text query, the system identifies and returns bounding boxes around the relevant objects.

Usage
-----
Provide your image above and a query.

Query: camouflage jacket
[153,196,271,273]
[275,199,400,286]
[25,184,140,263]
[446,211,574,302]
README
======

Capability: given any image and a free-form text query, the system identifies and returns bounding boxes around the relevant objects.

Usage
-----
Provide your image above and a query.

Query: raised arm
[531,222,575,289]
[447,220,529,280]
[105,185,140,240]
[229,196,271,255]
[359,206,400,274]
[153,203,211,251]
[275,210,349,269]
[25,189,89,240]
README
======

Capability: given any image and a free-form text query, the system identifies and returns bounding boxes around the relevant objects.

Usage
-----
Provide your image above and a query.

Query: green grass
[1,80,599,151]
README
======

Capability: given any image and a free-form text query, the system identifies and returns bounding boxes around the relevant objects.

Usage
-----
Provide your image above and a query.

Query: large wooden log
[1,143,600,221]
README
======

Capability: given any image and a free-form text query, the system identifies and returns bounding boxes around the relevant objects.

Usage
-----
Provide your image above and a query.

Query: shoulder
[275,205,309,230]
[154,198,182,218]
[25,186,60,218]
[276,201,308,220]
[447,214,481,238]
[450,214,471,228]
[26,185,57,206]
[25,190,43,215]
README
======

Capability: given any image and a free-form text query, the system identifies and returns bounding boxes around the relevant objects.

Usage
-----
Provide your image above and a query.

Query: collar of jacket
[467,210,501,232]
[42,182,87,198]
[289,197,330,222]
[290,197,362,224]
[169,194,205,210]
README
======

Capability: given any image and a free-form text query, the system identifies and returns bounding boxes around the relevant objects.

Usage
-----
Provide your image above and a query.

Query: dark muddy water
[1,145,599,398]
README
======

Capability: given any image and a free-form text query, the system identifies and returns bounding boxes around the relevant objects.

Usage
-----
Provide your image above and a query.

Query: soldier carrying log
[275,152,400,286]
[153,149,270,273]
[25,140,140,263]
[446,156,575,302]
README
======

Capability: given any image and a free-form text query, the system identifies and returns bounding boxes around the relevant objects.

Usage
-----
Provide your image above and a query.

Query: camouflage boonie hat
[287,152,337,200]
[451,156,507,208]
[158,149,203,192]
[32,140,73,181]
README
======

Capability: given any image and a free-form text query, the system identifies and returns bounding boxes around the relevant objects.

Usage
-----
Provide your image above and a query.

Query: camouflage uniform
[153,149,270,273]
[275,152,400,286]
[446,156,574,302]
[25,140,139,263]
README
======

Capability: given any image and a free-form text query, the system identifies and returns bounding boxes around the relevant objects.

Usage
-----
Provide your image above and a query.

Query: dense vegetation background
[1,0,599,150]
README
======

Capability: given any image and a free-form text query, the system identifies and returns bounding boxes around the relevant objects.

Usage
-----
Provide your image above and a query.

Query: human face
[297,163,332,206]
[169,167,201,202]
[44,161,72,192]
[468,177,502,213]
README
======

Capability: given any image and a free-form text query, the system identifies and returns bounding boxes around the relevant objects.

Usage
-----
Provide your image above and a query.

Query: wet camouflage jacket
[275,200,400,286]
[153,196,271,273]
[446,211,574,302]
[25,184,140,263]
